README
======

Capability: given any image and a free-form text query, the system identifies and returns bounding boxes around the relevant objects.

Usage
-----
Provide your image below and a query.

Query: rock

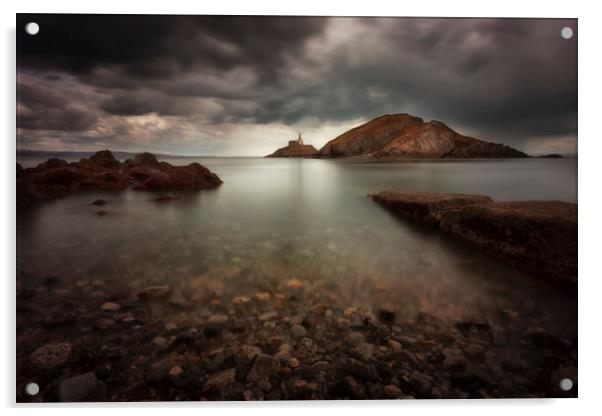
[266,135,318,158]
[153,195,181,203]
[205,368,237,388]
[58,372,107,402]
[375,324,390,340]
[384,384,402,399]
[258,311,278,321]
[297,338,319,358]
[442,347,467,370]
[30,342,72,369]
[288,357,300,368]
[169,365,183,377]
[94,318,115,330]
[347,358,378,381]
[247,354,279,382]
[91,199,107,206]
[255,292,271,302]
[378,308,396,324]
[440,201,577,285]
[317,113,526,159]
[386,349,418,366]
[17,150,222,204]
[370,191,493,226]
[207,314,229,325]
[524,327,564,349]
[232,295,251,305]
[291,324,308,338]
[101,302,121,311]
[409,371,432,397]
[153,336,168,348]
[137,285,172,301]
[310,303,331,315]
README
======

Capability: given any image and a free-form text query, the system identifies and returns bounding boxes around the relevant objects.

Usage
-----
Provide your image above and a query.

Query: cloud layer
[17,15,577,155]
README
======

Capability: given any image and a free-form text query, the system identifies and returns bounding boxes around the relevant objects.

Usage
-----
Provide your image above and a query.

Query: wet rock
[232,295,250,305]
[153,195,181,203]
[341,376,368,399]
[91,199,107,206]
[259,311,278,321]
[30,342,72,369]
[525,327,564,349]
[386,349,418,366]
[246,354,279,382]
[375,324,390,340]
[94,318,115,330]
[409,371,432,397]
[255,292,271,302]
[347,358,378,381]
[384,384,402,399]
[101,302,121,311]
[58,372,107,402]
[442,347,467,370]
[137,285,172,301]
[153,336,168,348]
[379,308,396,324]
[207,314,229,325]
[291,324,308,339]
[370,191,493,226]
[297,337,319,358]
[205,368,237,388]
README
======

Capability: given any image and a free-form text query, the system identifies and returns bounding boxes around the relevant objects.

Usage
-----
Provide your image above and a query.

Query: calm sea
[17,157,577,338]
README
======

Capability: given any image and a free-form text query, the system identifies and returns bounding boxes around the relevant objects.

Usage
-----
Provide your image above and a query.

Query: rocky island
[265,134,318,158]
[17,150,222,204]
[317,114,527,159]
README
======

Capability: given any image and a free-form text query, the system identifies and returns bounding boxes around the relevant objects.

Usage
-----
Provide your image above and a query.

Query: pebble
[58,372,107,402]
[291,324,308,338]
[442,347,466,370]
[247,354,279,382]
[259,311,278,321]
[384,384,402,398]
[137,285,172,301]
[255,292,271,302]
[153,336,168,348]
[101,302,121,311]
[30,342,72,369]
[94,318,115,330]
[288,357,300,368]
[169,365,183,377]
[207,314,229,325]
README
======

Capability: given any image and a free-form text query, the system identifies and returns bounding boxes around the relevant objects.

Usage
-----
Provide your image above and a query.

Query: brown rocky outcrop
[266,143,318,158]
[17,150,222,204]
[370,191,577,286]
[318,114,527,159]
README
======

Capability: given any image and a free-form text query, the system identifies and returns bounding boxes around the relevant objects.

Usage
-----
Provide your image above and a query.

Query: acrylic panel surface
[16,14,577,402]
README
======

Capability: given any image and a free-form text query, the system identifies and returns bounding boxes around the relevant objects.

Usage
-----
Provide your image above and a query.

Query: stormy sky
[17,14,577,156]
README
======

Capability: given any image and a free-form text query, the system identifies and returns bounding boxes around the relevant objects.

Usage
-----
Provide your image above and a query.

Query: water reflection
[17,157,577,340]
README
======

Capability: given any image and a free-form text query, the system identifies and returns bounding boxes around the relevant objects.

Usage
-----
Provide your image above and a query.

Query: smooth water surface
[17,158,578,338]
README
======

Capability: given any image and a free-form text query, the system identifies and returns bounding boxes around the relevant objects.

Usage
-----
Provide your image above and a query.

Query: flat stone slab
[370,191,577,286]
[439,201,577,286]
[369,191,493,225]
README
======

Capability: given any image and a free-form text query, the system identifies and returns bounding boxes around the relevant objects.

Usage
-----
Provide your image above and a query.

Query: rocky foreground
[370,191,577,287]
[16,272,577,402]
[318,114,527,159]
[17,150,222,204]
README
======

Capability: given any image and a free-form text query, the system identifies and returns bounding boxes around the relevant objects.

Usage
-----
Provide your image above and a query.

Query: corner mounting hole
[561,27,573,39]
[25,382,39,396]
[25,22,39,36]
[559,378,573,391]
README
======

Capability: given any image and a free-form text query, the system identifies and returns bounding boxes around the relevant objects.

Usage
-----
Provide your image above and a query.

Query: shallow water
[17,157,578,339]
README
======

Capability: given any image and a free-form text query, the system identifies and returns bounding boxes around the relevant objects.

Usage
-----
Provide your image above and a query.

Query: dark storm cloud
[16,14,577,153]
[17,76,98,131]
